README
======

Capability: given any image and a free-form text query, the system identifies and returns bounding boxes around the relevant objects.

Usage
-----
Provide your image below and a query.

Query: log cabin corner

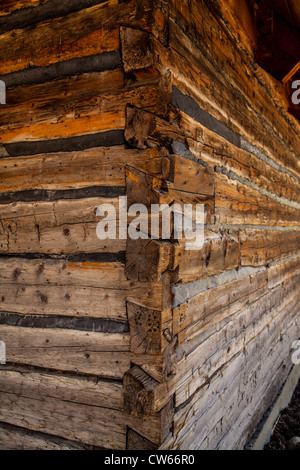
[0,0,299,451]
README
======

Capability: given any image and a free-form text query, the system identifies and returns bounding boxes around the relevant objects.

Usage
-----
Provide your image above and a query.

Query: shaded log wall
[0,0,299,450]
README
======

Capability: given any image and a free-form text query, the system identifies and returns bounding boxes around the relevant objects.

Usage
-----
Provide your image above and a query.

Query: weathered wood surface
[0,258,165,317]
[0,0,300,452]
[0,0,169,75]
[0,366,163,449]
[143,16,300,182]
[0,71,171,144]
[0,422,94,450]
[240,229,300,266]
[125,103,300,207]
[150,256,300,414]
[180,294,298,450]
[166,1,300,163]
[0,0,51,16]
[0,147,164,193]
[159,272,300,447]
[0,196,126,254]
[172,230,240,283]
[215,173,300,227]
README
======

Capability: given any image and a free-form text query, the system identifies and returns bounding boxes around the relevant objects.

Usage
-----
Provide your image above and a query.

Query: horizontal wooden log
[1,129,125,158]
[173,273,300,408]
[126,104,300,211]
[173,254,300,345]
[170,313,297,450]
[0,1,121,37]
[215,173,300,227]
[0,0,51,16]
[0,0,169,76]
[240,229,300,266]
[173,269,268,344]
[166,2,300,167]
[0,324,130,377]
[205,306,297,450]
[0,322,170,382]
[0,422,93,450]
[0,366,163,448]
[153,265,300,412]
[162,18,300,180]
[267,255,300,289]
[213,0,257,55]
[0,258,165,317]
[0,0,119,75]
[0,196,125,255]
[172,230,240,283]
[0,147,164,193]
[0,71,170,144]
[181,113,300,206]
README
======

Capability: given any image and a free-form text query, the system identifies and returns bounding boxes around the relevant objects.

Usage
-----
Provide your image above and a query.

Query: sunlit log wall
[0,0,299,450]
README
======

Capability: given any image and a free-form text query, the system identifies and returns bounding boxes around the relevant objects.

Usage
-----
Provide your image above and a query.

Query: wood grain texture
[0,258,166,317]
[0,147,163,193]
[0,366,163,448]
[0,71,170,144]
[0,0,148,75]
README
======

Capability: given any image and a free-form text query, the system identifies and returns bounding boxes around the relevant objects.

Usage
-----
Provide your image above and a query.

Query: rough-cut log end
[120,27,155,75]
[125,106,157,150]
[127,301,162,354]
[125,238,171,282]
[123,365,158,418]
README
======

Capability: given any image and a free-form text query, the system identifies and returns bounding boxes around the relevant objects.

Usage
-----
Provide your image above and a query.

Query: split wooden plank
[0,258,166,317]
[0,366,163,448]
[0,71,171,144]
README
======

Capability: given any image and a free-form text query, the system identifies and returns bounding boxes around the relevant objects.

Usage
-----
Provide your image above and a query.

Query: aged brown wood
[0,0,300,453]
